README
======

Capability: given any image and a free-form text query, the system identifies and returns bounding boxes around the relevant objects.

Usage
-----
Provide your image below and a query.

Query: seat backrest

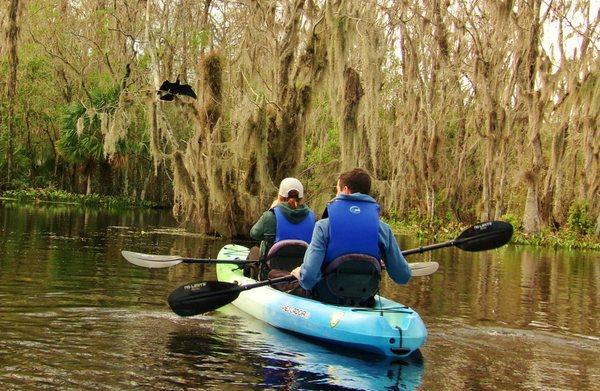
[265,239,309,272]
[312,254,381,306]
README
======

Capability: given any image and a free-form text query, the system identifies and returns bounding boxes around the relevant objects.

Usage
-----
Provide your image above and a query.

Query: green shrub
[566,202,595,235]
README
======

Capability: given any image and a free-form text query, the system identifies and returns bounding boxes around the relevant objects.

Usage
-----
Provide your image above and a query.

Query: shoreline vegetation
[0,188,160,210]
[1,188,597,251]
[386,218,600,252]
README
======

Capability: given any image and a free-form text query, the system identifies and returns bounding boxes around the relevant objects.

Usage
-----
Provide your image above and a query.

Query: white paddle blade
[121,250,183,268]
[409,261,439,277]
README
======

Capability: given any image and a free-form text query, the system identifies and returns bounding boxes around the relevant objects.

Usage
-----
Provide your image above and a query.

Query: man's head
[336,168,371,195]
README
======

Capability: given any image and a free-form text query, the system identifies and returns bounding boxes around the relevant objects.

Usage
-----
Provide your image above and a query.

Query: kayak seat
[312,254,381,306]
[265,239,309,272]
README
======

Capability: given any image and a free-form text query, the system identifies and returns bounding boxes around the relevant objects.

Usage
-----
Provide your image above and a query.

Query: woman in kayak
[250,177,315,243]
[247,177,316,280]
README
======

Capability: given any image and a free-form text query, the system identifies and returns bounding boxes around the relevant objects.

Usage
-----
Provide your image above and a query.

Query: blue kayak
[216,244,427,357]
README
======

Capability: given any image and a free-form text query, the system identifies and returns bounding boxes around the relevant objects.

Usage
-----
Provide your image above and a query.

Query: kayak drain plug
[389,338,396,344]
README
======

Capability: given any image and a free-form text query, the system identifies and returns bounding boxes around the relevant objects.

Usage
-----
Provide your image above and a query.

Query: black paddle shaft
[401,240,456,256]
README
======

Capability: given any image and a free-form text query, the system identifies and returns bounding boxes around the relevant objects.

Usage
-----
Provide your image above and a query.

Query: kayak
[215,244,427,357]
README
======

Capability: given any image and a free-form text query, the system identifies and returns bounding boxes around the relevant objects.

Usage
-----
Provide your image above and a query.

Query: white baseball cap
[278,177,304,198]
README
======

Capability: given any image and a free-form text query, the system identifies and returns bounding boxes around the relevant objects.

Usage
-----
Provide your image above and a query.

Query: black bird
[157,77,197,100]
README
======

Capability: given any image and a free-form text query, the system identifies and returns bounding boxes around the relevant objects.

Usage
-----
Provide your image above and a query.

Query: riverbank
[0,188,159,209]
[2,188,597,250]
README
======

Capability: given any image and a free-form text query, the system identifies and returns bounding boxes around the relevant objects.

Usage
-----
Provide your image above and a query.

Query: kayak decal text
[282,305,310,319]
[185,282,207,291]
[474,221,492,231]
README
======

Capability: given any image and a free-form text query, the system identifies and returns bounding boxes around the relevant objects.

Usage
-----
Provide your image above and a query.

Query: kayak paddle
[167,262,439,316]
[168,275,297,316]
[123,220,511,268]
[166,220,512,316]
[401,220,513,255]
[123,248,439,277]
[121,250,256,268]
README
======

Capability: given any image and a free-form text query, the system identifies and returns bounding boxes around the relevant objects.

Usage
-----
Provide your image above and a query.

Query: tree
[3,0,22,184]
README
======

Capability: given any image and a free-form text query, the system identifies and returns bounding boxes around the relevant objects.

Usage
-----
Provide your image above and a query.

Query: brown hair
[338,168,371,195]
[279,189,301,209]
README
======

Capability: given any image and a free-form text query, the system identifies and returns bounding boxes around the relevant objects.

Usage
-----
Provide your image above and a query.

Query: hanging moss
[172,151,195,199]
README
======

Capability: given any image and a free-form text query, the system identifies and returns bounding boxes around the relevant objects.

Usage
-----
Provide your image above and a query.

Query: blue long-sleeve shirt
[298,193,412,290]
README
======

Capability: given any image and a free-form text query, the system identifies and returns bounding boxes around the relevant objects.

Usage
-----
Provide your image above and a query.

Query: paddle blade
[121,250,182,268]
[455,221,513,252]
[409,261,439,277]
[168,281,241,317]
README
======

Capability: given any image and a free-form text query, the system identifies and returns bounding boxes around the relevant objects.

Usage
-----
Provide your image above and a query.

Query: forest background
[0,0,598,244]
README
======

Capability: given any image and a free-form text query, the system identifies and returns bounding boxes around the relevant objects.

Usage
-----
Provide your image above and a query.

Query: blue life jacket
[274,206,315,243]
[324,198,380,264]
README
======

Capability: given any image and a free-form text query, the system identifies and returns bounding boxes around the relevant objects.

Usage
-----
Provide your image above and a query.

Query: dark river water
[0,203,598,390]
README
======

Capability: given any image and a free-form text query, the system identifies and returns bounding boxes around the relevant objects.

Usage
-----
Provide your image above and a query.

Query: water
[0,203,598,390]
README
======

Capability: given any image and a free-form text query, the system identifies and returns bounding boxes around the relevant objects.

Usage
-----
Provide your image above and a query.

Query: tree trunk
[481,109,498,221]
[86,171,92,195]
[123,163,129,196]
[5,0,21,183]
[521,0,544,234]
[523,120,544,233]
[140,165,152,201]
[340,68,364,170]
[542,122,568,227]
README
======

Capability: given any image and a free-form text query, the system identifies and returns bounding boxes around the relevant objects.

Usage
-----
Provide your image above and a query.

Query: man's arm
[379,221,412,284]
[294,219,329,290]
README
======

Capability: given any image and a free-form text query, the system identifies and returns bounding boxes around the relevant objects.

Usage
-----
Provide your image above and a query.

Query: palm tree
[58,86,119,195]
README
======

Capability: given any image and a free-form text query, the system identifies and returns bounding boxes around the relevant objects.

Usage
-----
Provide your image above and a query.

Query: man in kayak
[247,177,316,280]
[290,168,411,303]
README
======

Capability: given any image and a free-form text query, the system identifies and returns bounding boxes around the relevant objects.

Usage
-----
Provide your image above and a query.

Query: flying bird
[157,77,197,101]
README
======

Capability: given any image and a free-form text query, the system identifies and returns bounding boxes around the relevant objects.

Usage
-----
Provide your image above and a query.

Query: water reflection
[167,306,424,390]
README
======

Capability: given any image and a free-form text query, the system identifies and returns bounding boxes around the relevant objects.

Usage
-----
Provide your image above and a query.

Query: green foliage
[138,53,151,70]
[58,102,93,163]
[300,123,341,209]
[500,213,521,231]
[302,125,340,168]
[57,84,120,163]
[385,210,464,241]
[191,30,211,48]
[512,229,600,251]
[566,202,595,235]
